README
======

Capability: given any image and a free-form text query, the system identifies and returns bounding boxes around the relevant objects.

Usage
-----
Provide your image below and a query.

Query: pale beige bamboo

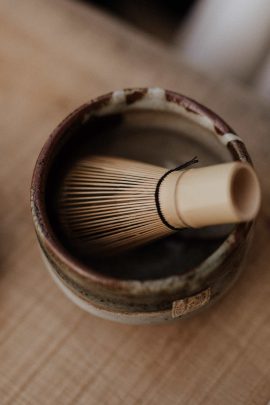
[159,161,261,228]
[57,156,261,254]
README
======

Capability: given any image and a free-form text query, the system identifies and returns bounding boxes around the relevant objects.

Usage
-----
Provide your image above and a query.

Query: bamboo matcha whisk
[57,155,260,254]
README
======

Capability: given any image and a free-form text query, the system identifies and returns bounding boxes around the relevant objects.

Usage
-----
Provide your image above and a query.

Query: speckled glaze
[31,88,254,324]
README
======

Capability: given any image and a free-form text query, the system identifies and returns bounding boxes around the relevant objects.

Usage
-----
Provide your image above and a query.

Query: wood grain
[1,0,270,404]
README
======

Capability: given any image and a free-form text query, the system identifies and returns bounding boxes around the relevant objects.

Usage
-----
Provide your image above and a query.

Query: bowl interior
[46,108,234,281]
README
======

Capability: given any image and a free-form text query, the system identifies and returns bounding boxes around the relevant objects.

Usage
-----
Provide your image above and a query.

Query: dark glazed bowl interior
[32,88,252,285]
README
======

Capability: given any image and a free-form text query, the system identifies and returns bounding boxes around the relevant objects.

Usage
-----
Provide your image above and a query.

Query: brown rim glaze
[31,88,253,295]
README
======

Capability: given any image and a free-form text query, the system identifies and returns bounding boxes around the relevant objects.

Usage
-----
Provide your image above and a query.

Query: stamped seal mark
[172,288,211,318]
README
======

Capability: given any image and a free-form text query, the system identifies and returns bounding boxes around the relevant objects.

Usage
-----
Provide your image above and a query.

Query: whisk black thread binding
[155,157,199,231]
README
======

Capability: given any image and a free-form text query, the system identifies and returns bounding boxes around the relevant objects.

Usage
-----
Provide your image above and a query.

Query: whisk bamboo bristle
[57,155,260,255]
[57,156,170,253]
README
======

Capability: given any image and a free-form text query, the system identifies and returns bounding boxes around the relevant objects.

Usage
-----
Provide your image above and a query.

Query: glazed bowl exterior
[31,88,254,324]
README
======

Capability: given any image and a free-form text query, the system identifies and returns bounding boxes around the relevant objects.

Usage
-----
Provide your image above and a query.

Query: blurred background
[1,0,270,403]
[85,0,270,101]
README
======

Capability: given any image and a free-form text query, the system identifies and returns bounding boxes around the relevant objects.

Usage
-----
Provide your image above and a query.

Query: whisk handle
[159,162,261,229]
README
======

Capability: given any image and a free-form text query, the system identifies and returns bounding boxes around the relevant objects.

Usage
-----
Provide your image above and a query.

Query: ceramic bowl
[31,87,254,324]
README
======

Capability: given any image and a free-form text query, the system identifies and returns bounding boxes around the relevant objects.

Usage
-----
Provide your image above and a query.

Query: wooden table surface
[1,0,270,403]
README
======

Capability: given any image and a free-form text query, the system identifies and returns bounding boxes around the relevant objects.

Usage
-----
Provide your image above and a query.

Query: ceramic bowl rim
[31,87,253,292]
